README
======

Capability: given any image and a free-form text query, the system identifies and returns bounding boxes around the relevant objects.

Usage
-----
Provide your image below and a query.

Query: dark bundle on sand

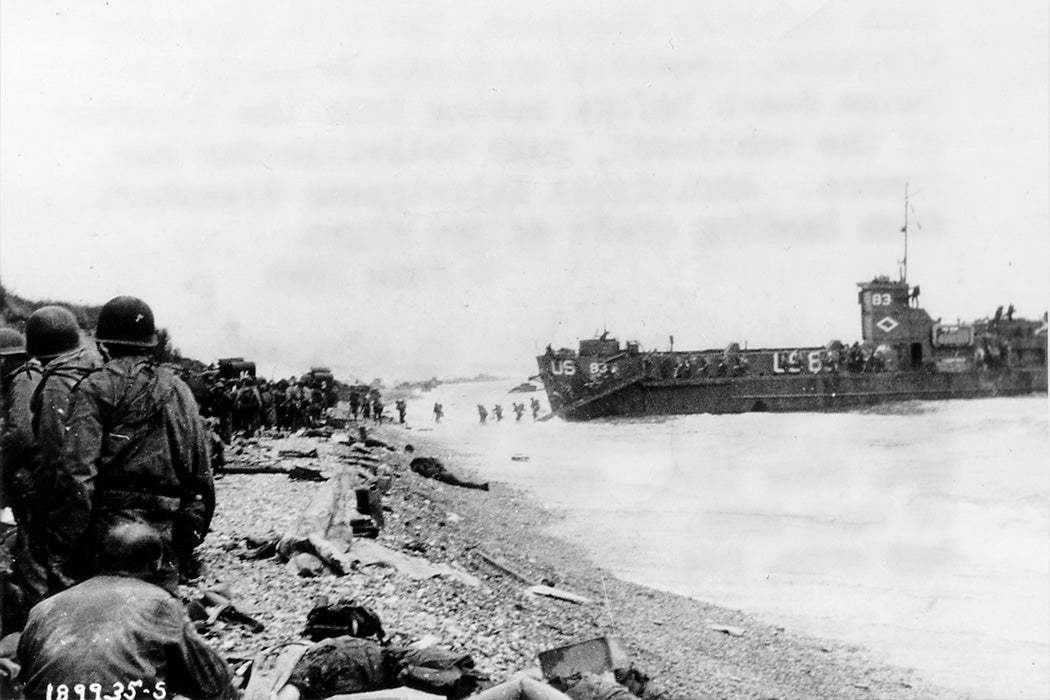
[410,457,489,491]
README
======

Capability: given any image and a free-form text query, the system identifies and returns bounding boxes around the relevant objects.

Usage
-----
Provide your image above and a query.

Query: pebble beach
[191,423,960,700]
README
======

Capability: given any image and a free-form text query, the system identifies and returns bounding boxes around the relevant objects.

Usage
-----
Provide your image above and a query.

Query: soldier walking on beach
[395,399,406,424]
[513,402,525,421]
[1,328,42,634]
[11,307,101,617]
[433,402,443,423]
[349,390,361,420]
[530,397,541,419]
[1,328,37,526]
[477,404,488,424]
[493,404,503,422]
[47,296,215,594]
[372,397,383,424]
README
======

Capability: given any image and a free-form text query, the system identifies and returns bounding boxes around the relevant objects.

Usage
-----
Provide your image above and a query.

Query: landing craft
[538,281,1046,420]
[536,198,1047,419]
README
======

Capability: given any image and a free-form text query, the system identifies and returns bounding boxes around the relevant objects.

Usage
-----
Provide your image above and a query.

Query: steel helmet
[0,328,27,356]
[95,296,157,347]
[25,306,81,360]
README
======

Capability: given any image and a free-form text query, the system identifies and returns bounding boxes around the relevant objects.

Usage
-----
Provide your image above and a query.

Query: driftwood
[219,465,289,475]
[706,623,745,637]
[526,585,593,605]
[474,549,533,585]
[279,448,319,458]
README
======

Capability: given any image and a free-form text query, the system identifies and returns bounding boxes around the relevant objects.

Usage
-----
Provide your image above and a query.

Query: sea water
[403,385,1049,699]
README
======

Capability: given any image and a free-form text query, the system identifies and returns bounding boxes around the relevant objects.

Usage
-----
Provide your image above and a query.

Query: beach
[193,421,960,699]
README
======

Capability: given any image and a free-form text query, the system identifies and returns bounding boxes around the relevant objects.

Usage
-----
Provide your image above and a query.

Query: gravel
[190,425,960,700]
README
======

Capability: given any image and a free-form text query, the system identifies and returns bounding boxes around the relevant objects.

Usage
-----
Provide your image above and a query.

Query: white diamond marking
[876,316,899,333]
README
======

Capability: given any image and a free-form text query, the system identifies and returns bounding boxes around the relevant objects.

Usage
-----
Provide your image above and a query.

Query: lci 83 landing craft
[536,275,1047,421]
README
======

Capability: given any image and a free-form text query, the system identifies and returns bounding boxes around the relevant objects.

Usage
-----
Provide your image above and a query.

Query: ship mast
[900,183,909,283]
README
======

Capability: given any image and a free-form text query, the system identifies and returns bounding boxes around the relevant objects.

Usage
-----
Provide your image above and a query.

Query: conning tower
[857,276,934,369]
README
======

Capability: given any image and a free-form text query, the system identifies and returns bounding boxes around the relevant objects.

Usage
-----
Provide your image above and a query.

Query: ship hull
[538,273,1047,420]
[544,367,1047,420]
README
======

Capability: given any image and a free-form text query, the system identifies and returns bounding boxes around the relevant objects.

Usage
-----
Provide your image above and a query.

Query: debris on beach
[705,623,745,638]
[527,586,593,606]
[185,427,958,700]
[410,457,490,491]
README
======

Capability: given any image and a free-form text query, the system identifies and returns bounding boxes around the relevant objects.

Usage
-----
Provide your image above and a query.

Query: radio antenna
[900,183,909,283]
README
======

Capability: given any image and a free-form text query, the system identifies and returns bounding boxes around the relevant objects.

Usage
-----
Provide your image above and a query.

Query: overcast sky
[2,1,1047,382]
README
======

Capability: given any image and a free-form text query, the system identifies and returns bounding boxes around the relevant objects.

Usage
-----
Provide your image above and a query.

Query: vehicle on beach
[217,356,256,379]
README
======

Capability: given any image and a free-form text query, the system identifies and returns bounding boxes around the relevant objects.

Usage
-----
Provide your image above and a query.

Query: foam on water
[405,386,1049,699]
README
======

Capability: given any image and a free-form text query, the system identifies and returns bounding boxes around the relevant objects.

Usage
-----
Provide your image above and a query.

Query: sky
[2,1,1048,382]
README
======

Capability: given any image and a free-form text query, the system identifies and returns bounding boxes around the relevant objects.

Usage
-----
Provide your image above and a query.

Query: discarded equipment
[538,637,629,681]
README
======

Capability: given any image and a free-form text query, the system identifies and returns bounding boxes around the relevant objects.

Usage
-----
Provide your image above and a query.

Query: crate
[538,636,629,680]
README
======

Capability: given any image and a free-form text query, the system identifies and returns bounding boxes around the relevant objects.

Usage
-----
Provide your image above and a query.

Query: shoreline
[196,421,960,699]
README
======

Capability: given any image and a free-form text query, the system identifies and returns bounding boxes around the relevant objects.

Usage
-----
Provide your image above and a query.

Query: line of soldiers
[476,397,542,423]
[0,297,215,641]
[646,351,750,380]
[193,373,331,441]
[347,388,386,424]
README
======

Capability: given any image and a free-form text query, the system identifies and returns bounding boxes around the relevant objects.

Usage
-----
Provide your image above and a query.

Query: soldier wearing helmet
[0,327,29,382]
[3,307,102,624]
[47,296,214,594]
[1,329,37,514]
[2,329,44,635]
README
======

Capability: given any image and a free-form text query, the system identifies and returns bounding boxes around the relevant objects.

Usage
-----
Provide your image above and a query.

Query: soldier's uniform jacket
[17,575,235,700]
[5,349,100,609]
[48,357,214,592]
[29,347,102,509]
[1,359,43,520]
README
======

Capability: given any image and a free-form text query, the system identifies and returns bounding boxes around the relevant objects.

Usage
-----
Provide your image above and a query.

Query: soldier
[493,404,503,422]
[1,328,37,519]
[0,328,30,395]
[371,397,383,425]
[258,379,277,430]
[477,404,488,424]
[12,307,101,615]
[349,390,361,421]
[272,378,289,430]
[309,385,326,426]
[530,397,541,419]
[433,402,443,423]
[395,399,407,424]
[284,380,304,429]
[513,402,525,421]
[1,329,41,635]
[232,377,262,437]
[47,296,214,593]
[18,522,235,700]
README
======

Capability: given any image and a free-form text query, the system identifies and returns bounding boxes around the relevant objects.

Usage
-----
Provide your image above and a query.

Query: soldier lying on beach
[409,457,489,491]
